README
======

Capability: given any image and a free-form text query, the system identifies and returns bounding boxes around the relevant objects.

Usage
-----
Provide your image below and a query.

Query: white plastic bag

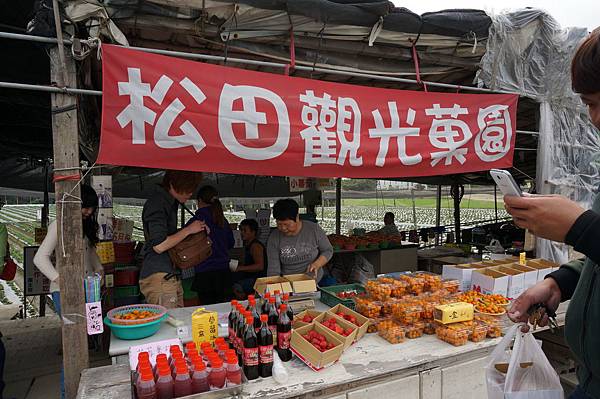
[486,324,563,399]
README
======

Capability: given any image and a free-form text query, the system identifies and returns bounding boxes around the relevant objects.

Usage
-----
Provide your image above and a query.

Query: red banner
[99,44,518,178]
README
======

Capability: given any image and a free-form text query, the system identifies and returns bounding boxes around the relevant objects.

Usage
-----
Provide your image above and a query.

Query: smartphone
[490,169,523,197]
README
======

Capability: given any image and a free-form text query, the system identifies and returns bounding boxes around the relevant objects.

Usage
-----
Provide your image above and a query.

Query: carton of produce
[471,268,509,296]
[314,312,358,350]
[434,302,474,324]
[442,263,488,292]
[507,264,538,290]
[493,266,525,299]
[253,276,292,295]
[253,274,317,296]
[328,304,370,340]
[525,260,553,282]
[284,274,318,293]
[291,323,344,371]
[293,309,324,329]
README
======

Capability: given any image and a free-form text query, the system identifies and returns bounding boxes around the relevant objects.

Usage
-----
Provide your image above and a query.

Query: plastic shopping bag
[486,324,563,399]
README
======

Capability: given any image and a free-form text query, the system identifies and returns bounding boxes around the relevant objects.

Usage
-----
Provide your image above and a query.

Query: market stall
[80,296,568,399]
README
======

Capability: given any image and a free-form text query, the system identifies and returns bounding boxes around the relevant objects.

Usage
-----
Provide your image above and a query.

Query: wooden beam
[49,47,89,398]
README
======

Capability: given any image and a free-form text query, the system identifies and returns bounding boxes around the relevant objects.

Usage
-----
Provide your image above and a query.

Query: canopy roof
[0,0,541,198]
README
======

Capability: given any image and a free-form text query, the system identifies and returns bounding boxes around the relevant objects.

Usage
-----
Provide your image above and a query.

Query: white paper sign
[129,338,182,371]
[85,301,104,335]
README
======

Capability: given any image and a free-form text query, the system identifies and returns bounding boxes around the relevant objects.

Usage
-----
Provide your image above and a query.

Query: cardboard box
[434,302,474,324]
[471,268,509,296]
[293,309,324,329]
[254,276,293,296]
[291,323,344,371]
[507,264,538,291]
[284,274,318,294]
[314,312,358,350]
[530,258,560,273]
[328,304,370,340]
[526,260,553,282]
[494,266,525,299]
[254,274,317,296]
[442,263,488,292]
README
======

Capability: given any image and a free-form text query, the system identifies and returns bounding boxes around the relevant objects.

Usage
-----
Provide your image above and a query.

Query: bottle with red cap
[235,308,246,364]
[155,354,169,379]
[282,293,294,321]
[246,295,255,311]
[173,360,192,398]
[190,359,209,394]
[225,349,242,386]
[228,300,239,346]
[274,290,282,311]
[242,314,259,380]
[261,292,272,315]
[277,304,293,362]
[137,352,151,373]
[155,363,174,399]
[136,367,157,399]
[184,342,196,355]
[267,297,279,347]
[249,297,262,333]
[137,363,154,391]
[208,356,227,390]
[258,314,273,378]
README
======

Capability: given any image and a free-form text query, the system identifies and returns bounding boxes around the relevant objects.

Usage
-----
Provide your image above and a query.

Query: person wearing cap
[188,185,235,304]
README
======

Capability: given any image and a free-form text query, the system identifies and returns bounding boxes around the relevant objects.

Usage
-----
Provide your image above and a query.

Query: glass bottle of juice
[277,304,293,362]
[243,314,259,381]
[258,314,273,378]
[190,359,210,394]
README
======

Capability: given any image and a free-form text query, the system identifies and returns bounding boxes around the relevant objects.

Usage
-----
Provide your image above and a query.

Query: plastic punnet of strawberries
[302,330,336,352]
[321,318,355,337]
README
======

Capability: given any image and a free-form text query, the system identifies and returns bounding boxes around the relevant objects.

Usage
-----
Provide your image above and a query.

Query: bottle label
[269,325,278,346]
[228,327,234,341]
[278,331,292,350]
[243,347,259,366]
[259,345,273,364]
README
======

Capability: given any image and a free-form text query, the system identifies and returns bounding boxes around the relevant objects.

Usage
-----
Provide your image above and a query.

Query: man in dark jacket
[505,29,600,399]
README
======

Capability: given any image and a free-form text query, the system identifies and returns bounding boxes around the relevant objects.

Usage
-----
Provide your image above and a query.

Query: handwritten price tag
[86,301,104,335]
[129,338,182,371]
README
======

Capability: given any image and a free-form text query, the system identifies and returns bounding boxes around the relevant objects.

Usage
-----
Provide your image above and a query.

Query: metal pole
[42,161,50,229]
[0,31,522,96]
[0,81,102,96]
[451,184,463,244]
[435,185,442,246]
[335,178,342,235]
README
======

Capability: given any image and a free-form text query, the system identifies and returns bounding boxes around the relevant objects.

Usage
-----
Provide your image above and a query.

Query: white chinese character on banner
[219,84,290,160]
[299,90,362,167]
[425,103,472,166]
[116,68,206,152]
[369,102,422,167]
[475,105,513,162]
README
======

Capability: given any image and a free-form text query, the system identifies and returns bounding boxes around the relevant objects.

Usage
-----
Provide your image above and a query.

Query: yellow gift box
[434,302,474,324]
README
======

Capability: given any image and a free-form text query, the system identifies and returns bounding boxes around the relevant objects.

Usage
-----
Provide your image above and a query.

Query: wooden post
[50,47,89,398]
[335,178,342,235]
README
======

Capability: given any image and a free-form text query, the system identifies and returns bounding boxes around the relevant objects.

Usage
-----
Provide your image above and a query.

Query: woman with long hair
[189,185,234,304]
[34,184,104,315]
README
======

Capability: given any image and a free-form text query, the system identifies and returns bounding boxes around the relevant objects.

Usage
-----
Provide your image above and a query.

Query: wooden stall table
[81,299,568,399]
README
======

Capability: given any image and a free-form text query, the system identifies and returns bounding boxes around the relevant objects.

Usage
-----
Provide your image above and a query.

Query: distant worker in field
[378,212,400,236]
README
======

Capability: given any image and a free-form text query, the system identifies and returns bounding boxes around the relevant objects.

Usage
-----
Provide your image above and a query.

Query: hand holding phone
[490,169,523,197]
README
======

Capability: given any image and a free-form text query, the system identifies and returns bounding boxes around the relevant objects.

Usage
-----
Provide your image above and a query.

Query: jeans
[51,292,65,399]
[569,386,596,399]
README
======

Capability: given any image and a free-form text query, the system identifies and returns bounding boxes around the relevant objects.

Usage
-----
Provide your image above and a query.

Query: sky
[392,0,598,31]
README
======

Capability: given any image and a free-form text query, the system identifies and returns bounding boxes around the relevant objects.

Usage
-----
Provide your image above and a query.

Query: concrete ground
[1,317,111,399]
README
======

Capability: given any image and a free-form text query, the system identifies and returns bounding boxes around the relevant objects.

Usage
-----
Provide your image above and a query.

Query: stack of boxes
[112,241,140,307]
[442,258,560,299]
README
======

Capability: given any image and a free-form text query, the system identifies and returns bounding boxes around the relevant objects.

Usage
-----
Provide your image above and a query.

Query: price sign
[85,302,104,335]
[128,338,181,371]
